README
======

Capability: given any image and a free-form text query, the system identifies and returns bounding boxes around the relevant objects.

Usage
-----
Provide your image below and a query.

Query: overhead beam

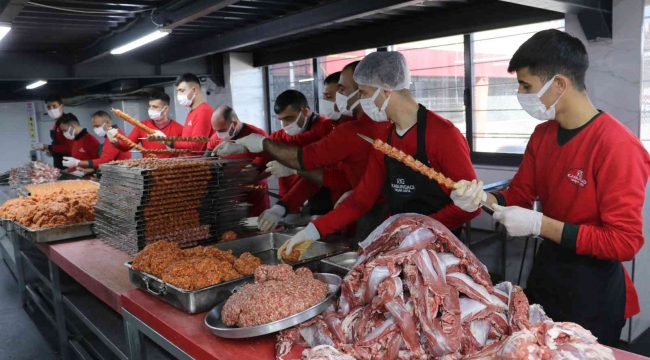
[161,0,453,64]
[0,0,29,22]
[75,0,240,64]
[500,0,612,40]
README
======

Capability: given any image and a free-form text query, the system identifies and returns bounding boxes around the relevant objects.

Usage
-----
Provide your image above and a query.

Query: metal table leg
[49,259,70,360]
[122,309,193,360]
[124,310,147,360]
[9,232,25,305]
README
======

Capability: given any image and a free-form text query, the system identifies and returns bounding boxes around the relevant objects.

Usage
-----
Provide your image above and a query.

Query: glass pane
[642,4,650,150]
[472,20,565,154]
[395,36,466,136]
[268,59,315,133]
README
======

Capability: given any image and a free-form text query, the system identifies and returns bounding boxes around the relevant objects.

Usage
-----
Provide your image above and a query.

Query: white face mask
[177,88,196,107]
[63,127,76,140]
[360,88,390,122]
[48,106,62,120]
[149,106,166,121]
[335,90,360,116]
[217,123,235,141]
[93,125,107,137]
[283,112,305,136]
[321,99,341,121]
[517,75,565,121]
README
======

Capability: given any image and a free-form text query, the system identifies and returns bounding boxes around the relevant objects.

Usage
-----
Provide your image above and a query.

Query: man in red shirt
[108,92,184,158]
[31,94,74,170]
[63,111,131,173]
[205,105,270,216]
[452,30,650,345]
[281,51,480,257]
[170,73,214,153]
[57,114,99,174]
[321,71,353,124]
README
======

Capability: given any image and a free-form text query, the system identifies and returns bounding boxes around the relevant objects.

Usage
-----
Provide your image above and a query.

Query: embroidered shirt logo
[79,148,86,153]
[188,121,193,126]
[567,168,587,188]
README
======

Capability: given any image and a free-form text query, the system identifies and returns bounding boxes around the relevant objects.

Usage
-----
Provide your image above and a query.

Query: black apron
[381,104,461,237]
[525,240,626,345]
[302,113,334,215]
[50,127,64,170]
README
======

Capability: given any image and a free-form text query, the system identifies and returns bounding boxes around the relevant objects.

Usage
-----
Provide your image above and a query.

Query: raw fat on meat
[273,214,616,360]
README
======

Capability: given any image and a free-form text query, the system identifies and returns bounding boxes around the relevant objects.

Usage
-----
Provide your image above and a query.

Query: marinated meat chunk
[233,252,262,276]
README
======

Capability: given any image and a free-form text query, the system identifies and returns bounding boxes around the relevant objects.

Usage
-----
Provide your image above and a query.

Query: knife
[357,133,495,214]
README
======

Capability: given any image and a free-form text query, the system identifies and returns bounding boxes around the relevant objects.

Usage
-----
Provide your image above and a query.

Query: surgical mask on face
[517,75,565,121]
[149,106,166,121]
[335,90,360,116]
[321,99,341,120]
[177,88,195,107]
[48,107,62,119]
[93,125,107,137]
[63,127,76,140]
[360,88,390,122]
[283,113,304,136]
[217,123,235,141]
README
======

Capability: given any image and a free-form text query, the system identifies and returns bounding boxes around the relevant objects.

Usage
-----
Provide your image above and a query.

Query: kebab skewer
[111,109,156,135]
[357,133,494,213]
[144,136,211,143]
[114,133,156,158]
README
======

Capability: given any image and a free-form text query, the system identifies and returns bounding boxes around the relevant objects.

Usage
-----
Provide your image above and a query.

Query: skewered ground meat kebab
[112,109,156,135]
[139,149,193,155]
[147,136,211,143]
[113,133,157,158]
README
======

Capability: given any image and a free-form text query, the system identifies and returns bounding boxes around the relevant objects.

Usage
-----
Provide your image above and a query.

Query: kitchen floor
[0,229,649,359]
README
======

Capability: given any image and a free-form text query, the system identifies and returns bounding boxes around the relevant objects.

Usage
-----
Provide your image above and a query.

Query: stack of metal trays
[95,158,256,254]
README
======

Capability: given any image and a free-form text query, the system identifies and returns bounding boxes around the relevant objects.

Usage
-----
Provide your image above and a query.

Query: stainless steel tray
[278,215,320,229]
[322,252,358,271]
[0,218,14,232]
[204,273,341,338]
[14,221,94,243]
[125,233,347,314]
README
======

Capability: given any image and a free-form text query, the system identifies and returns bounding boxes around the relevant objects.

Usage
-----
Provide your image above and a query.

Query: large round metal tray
[204,273,341,339]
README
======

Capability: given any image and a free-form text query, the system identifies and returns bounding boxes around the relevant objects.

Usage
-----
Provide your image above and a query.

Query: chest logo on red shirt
[79,148,85,153]
[188,121,193,126]
[566,168,588,188]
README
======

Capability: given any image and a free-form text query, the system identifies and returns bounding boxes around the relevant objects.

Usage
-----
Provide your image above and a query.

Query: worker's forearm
[262,140,300,169]
[78,161,90,168]
[298,169,324,185]
[485,192,498,207]
[540,216,564,244]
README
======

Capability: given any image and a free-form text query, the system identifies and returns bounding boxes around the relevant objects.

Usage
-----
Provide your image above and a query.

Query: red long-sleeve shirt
[496,112,650,319]
[71,129,100,161]
[174,102,214,152]
[88,127,131,169]
[313,110,479,237]
[49,118,74,155]
[116,119,184,159]
[207,124,270,216]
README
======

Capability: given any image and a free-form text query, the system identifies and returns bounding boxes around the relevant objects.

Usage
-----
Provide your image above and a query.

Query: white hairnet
[353,51,411,91]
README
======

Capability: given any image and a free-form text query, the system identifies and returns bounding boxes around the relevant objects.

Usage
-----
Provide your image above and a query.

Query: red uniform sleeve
[207,133,221,151]
[88,136,100,160]
[575,141,650,262]
[497,131,540,209]
[313,149,385,237]
[323,165,353,190]
[90,139,119,169]
[114,127,142,152]
[175,107,213,151]
[282,119,334,147]
[300,123,363,171]
[427,124,481,230]
[278,178,320,214]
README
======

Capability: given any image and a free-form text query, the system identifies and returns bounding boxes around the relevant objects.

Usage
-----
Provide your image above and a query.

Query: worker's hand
[44,150,52,157]
[334,190,353,208]
[492,205,542,237]
[451,180,486,212]
[107,128,119,144]
[62,156,80,168]
[257,205,286,233]
[265,161,297,178]
[31,142,47,151]
[152,130,166,138]
[278,223,321,258]
[235,134,265,153]
[215,142,246,156]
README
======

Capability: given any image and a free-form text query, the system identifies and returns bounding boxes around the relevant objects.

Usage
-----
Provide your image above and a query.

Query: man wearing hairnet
[280,51,481,257]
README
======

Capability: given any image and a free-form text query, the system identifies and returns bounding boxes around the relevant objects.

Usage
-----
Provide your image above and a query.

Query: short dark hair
[508,29,588,91]
[175,73,201,88]
[150,91,170,105]
[324,72,341,85]
[274,90,309,114]
[45,94,63,104]
[59,113,79,126]
[220,106,238,122]
[92,111,111,121]
[342,61,361,75]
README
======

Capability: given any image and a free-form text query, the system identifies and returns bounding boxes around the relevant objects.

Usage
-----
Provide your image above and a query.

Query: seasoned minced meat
[132,240,183,277]
[281,248,301,264]
[222,266,328,327]
[233,252,262,276]
[254,264,295,283]
[162,257,236,290]
[203,247,237,264]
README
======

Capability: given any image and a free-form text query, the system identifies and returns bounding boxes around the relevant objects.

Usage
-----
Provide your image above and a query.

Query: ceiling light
[111,29,171,55]
[0,23,11,42]
[26,80,47,90]
[298,78,314,83]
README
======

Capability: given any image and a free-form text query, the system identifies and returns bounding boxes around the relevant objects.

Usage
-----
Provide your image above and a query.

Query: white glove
[214,142,247,156]
[152,130,166,138]
[285,223,321,255]
[257,205,286,233]
[31,143,47,151]
[334,190,353,208]
[107,128,119,144]
[71,170,85,177]
[492,205,543,237]
[235,133,265,153]
[62,157,80,168]
[265,161,297,178]
[451,180,486,212]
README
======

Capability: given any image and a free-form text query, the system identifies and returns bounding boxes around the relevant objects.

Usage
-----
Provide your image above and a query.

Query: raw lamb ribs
[276,214,615,360]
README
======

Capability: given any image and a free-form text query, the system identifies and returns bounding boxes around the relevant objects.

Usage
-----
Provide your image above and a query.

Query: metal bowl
[204,273,341,338]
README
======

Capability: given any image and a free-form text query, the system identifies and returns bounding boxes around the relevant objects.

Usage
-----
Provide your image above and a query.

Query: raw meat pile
[276,214,615,360]
[222,265,329,328]
[9,161,61,185]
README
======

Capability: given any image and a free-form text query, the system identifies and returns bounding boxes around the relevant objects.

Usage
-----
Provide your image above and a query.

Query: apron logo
[391,177,415,195]
[567,168,587,188]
